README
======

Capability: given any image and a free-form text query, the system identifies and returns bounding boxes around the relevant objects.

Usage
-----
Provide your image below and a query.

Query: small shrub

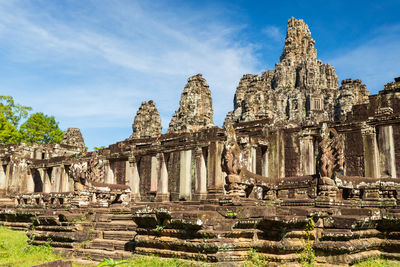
[225,210,237,218]
[155,225,165,231]
[97,258,128,267]
[243,248,269,266]
[298,217,315,266]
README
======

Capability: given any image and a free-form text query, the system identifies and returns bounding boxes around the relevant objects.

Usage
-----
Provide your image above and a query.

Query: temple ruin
[0,17,400,265]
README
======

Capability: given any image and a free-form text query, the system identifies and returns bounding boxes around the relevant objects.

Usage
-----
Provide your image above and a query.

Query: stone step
[31,239,74,248]
[111,213,133,221]
[88,238,135,252]
[103,230,136,241]
[0,221,31,231]
[73,248,133,262]
[95,221,136,231]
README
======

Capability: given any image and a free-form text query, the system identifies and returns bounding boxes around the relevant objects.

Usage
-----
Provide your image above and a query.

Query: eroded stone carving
[60,128,85,150]
[335,79,369,120]
[225,17,339,126]
[130,100,161,139]
[222,124,246,197]
[317,123,344,197]
[168,74,214,133]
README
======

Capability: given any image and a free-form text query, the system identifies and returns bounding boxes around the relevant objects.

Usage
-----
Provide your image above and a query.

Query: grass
[354,256,400,267]
[3,226,400,267]
[0,226,63,267]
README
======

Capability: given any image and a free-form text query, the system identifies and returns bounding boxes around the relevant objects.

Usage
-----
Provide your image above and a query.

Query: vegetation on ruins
[298,217,316,266]
[0,95,63,145]
[0,226,62,266]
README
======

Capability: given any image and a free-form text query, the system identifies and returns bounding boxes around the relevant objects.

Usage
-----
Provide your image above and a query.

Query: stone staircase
[73,206,136,262]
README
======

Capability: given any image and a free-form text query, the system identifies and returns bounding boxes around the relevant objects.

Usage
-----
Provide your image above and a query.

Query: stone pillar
[130,158,141,201]
[104,160,115,184]
[300,135,315,175]
[126,157,140,201]
[25,169,34,193]
[150,155,159,192]
[51,167,61,192]
[194,148,207,200]
[261,147,268,177]
[0,165,7,195]
[60,166,69,192]
[156,153,169,202]
[42,168,51,193]
[207,141,224,199]
[249,145,257,173]
[362,125,380,178]
[179,150,192,200]
[267,130,285,178]
[378,125,397,178]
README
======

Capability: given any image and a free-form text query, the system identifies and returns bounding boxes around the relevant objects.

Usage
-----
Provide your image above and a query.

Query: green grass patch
[0,226,63,267]
[354,256,400,267]
[96,255,199,267]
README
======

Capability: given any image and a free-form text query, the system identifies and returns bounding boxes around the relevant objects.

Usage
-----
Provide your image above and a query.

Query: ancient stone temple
[0,18,400,266]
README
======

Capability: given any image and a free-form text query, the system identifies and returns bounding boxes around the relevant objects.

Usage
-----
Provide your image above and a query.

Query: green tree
[0,95,32,126]
[19,112,64,144]
[0,113,21,145]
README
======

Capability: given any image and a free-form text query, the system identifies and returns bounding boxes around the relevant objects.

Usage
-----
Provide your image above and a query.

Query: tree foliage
[19,113,64,145]
[0,113,21,145]
[0,95,32,126]
[0,96,64,145]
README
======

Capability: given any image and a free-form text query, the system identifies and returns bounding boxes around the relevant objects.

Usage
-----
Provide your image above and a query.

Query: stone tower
[168,74,214,133]
[60,128,85,150]
[130,100,162,139]
[225,17,339,126]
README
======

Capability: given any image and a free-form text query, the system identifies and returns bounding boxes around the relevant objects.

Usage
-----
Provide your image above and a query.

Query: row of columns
[362,124,397,178]
[126,142,224,202]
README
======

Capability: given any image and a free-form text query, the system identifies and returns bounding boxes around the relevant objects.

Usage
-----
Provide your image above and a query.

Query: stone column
[156,153,169,202]
[207,141,224,199]
[42,168,51,193]
[60,166,69,192]
[300,135,315,175]
[25,169,34,193]
[51,167,61,192]
[150,155,159,192]
[179,150,192,200]
[194,148,207,200]
[261,147,268,177]
[127,157,140,201]
[249,145,257,173]
[0,165,7,195]
[378,125,397,178]
[361,125,380,178]
[267,130,285,178]
[104,160,115,184]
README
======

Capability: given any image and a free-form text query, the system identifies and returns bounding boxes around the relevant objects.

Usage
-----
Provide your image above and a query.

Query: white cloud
[262,25,284,43]
[327,24,400,94]
[0,1,260,148]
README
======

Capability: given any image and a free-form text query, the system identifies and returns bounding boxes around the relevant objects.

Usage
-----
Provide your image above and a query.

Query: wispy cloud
[0,1,260,148]
[262,25,284,43]
[328,24,400,94]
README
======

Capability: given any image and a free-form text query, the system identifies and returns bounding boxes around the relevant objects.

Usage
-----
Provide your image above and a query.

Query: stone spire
[60,128,85,149]
[130,100,162,139]
[168,74,214,133]
[225,17,339,126]
[280,17,317,63]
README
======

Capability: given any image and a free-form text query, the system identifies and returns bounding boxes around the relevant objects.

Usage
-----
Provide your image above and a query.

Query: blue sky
[0,0,399,150]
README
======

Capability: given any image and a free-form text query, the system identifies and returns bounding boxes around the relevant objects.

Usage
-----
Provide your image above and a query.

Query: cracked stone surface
[168,74,214,133]
[60,128,85,149]
[335,79,370,120]
[225,17,339,126]
[130,100,162,139]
